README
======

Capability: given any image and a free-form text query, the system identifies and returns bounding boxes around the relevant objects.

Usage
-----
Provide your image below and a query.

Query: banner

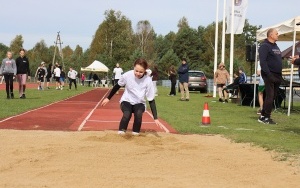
[226,0,248,34]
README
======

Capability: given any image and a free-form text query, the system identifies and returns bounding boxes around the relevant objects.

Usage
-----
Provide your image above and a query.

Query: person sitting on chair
[222,73,240,101]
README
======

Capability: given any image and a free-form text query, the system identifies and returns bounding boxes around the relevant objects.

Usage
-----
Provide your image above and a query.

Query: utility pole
[51,32,64,72]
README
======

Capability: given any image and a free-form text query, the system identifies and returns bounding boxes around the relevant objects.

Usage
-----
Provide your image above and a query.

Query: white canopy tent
[81,60,109,72]
[254,16,300,116]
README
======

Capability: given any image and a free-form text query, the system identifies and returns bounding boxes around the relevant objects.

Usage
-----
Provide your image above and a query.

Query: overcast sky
[1,0,299,51]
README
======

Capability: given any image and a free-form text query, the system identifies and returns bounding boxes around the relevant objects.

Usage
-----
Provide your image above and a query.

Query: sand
[0,130,299,188]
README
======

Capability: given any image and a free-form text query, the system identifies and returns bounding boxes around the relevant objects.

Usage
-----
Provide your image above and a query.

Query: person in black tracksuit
[258,28,282,125]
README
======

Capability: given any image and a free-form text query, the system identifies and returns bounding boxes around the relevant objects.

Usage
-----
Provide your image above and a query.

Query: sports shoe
[180,98,185,101]
[263,118,277,125]
[132,132,140,136]
[258,116,265,123]
[117,130,126,135]
[223,99,228,103]
[10,93,14,99]
[186,99,189,101]
[219,98,224,102]
[20,94,26,99]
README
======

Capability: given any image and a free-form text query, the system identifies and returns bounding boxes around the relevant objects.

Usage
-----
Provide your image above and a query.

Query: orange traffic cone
[201,102,211,125]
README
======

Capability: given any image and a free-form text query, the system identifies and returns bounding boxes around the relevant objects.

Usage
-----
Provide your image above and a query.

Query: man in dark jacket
[178,58,189,101]
[16,49,31,99]
[258,28,282,125]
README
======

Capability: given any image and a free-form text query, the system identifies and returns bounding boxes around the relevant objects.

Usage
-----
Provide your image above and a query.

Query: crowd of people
[0,49,81,99]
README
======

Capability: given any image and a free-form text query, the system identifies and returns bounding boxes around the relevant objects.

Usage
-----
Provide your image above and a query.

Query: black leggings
[69,79,77,89]
[119,101,145,133]
[4,74,14,95]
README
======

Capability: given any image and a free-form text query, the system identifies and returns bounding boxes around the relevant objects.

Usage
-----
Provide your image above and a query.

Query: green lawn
[155,86,300,157]
[0,85,299,158]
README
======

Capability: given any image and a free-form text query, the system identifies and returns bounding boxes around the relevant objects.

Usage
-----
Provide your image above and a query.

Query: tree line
[1,9,265,79]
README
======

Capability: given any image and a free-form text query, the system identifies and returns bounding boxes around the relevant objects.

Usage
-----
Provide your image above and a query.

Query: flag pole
[213,0,219,98]
[229,0,234,83]
[221,0,226,63]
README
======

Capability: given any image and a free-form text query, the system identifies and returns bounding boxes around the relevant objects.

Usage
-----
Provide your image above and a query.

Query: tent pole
[287,26,297,116]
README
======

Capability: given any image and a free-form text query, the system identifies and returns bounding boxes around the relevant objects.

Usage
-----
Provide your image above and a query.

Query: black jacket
[16,56,30,75]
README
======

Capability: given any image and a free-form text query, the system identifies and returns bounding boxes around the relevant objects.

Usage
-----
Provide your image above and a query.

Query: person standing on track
[101,58,163,136]
[16,49,31,99]
[113,63,123,94]
[35,62,46,90]
[0,51,17,99]
[68,67,78,90]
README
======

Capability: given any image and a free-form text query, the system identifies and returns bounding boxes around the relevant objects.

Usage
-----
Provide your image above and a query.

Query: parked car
[188,70,208,93]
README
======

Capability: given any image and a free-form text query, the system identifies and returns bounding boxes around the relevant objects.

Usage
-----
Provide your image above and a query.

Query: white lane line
[77,89,110,131]
[0,90,92,124]
[145,111,170,133]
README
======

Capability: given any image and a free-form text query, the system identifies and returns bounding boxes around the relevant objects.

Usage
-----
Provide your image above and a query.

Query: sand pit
[0,130,299,187]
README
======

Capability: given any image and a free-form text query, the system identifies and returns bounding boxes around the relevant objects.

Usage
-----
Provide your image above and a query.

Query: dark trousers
[119,101,145,133]
[170,81,176,95]
[4,74,14,96]
[261,72,282,118]
[69,79,77,89]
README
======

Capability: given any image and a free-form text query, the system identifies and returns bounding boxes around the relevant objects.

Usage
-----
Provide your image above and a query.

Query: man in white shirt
[67,67,78,90]
[53,64,61,90]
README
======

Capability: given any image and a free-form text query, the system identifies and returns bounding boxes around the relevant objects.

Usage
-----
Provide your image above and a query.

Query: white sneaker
[132,132,140,136]
[117,130,125,135]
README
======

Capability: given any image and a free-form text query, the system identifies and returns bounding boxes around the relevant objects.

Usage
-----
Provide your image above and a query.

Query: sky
[1,0,299,51]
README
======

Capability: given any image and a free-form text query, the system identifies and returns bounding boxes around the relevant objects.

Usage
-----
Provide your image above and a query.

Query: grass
[0,85,299,159]
[155,86,300,156]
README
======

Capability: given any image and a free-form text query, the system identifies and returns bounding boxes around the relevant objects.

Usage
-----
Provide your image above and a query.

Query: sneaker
[180,98,185,101]
[168,94,175,96]
[10,93,14,99]
[224,99,228,103]
[117,130,126,135]
[60,87,63,90]
[263,118,277,125]
[258,116,265,123]
[186,98,189,101]
[20,94,26,99]
[7,95,10,99]
[219,98,224,102]
[132,132,140,136]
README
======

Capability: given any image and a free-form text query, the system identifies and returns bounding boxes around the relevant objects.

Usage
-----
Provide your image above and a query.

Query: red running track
[0,88,177,133]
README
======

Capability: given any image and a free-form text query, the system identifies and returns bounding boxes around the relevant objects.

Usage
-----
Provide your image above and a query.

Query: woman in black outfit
[168,65,177,96]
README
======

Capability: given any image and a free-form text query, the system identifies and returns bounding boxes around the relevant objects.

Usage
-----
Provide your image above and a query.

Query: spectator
[258,28,282,125]
[68,67,78,90]
[0,51,17,99]
[256,61,265,115]
[81,72,85,86]
[150,64,159,96]
[222,72,240,101]
[113,63,123,94]
[178,58,189,101]
[53,64,61,90]
[88,72,92,87]
[214,62,230,103]
[168,65,177,96]
[46,64,52,89]
[238,67,247,84]
[60,69,66,89]
[35,62,46,90]
[16,49,31,99]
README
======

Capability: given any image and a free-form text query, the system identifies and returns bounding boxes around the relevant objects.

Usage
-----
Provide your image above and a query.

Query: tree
[159,49,180,79]
[10,35,23,57]
[136,20,153,55]
[177,17,189,31]
[89,9,134,71]
[0,43,9,58]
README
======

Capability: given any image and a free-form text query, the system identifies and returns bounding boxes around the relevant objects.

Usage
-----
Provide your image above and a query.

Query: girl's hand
[101,98,110,106]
